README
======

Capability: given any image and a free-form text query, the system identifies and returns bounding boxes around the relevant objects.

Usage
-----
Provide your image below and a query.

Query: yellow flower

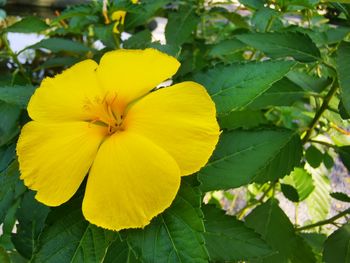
[16,48,220,231]
[111,10,126,34]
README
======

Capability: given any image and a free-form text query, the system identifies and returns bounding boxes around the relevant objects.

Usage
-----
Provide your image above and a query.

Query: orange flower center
[84,93,125,134]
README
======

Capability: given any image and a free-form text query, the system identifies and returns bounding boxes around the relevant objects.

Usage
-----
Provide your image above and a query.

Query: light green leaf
[165,5,199,46]
[245,199,316,263]
[203,205,273,261]
[0,85,35,109]
[199,129,302,191]
[6,16,49,33]
[323,223,350,263]
[32,198,117,263]
[336,41,350,116]
[194,60,296,114]
[237,32,321,62]
[284,168,315,201]
[127,178,209,263]
[305,169,331,222]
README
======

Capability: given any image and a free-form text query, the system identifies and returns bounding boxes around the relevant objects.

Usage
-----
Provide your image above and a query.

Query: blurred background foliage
[1,0,350,262]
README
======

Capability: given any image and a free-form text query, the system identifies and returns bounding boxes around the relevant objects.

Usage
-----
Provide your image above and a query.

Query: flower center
[84,93,125,134]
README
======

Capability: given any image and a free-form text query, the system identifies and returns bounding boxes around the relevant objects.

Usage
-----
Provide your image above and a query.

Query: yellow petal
[82,131,181,231]
[96,49,180,111]
[124,81,220,176]
[16,121,107,206]
[28,59,102,123]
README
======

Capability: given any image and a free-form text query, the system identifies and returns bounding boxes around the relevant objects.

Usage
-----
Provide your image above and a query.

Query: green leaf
[0,102,21,147]
[103,238,140,263]
[194,60,296,114]
[0,161,26,225]
[127,178,209,263]
[94,23,117,49]
[27,38,92,54]
[305,145,323,168]
[248,77,306,109]
[0,85,35,109]
[12,191,50,259]
[0,246,10,263]
[284,168,315,201]
[245,199,316,263]
[0,143,15,171]
[323,223,350,263]
[165,5,199,46]
[287,70,332,93]
[203,205,273,261]
[338,146,350,172]
[199,129,302,191]
[219,110,268,130]
[281,183,300,202]
[336,41,350,116]
[300,233,327,262]
[251,7,283,32]
[6,16,49,33]
[306,171,331,222]
[237,32,321,62]
[208,39,246,58]
[123,30,152,49]
[330,192,350,202]
[32,198,117,263]
[339,100,350,120]
[148,43,181,57]
[239,0,265,9]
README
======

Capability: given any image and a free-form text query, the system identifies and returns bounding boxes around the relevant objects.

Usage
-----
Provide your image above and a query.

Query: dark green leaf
[32,198,117,263]
[199,129,302,191]
[323,223,350,263]
[12,191,50,259]
[339,100,350,119]
[336,41,350,116]
[330,192,350,202]
[27,38,92,54]
[165,5,199,46]
[39,57,80,69]
[239,0,265,9]
[305,145,323,168]
[323,152,334,169]
[94,23,117,49]
[0,246,10,263]
[281,183,300,202]
[203,205,273,261]
[300,233,327,262]
[338,146,350,171]
[194,60,296,114]
[0,85,35,109]
[103,238,140,263]
[6,16,49,33]
[0,143,15,171]
[148,43,181,57]
[127,178,209,263]
[237,32,321,62]
[245,199,316,263]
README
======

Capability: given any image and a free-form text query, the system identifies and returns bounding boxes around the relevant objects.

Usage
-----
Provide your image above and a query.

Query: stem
[296,208,350,231]
[1,34,31,84]
[301,82,338,144]
[309,139,336,149]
